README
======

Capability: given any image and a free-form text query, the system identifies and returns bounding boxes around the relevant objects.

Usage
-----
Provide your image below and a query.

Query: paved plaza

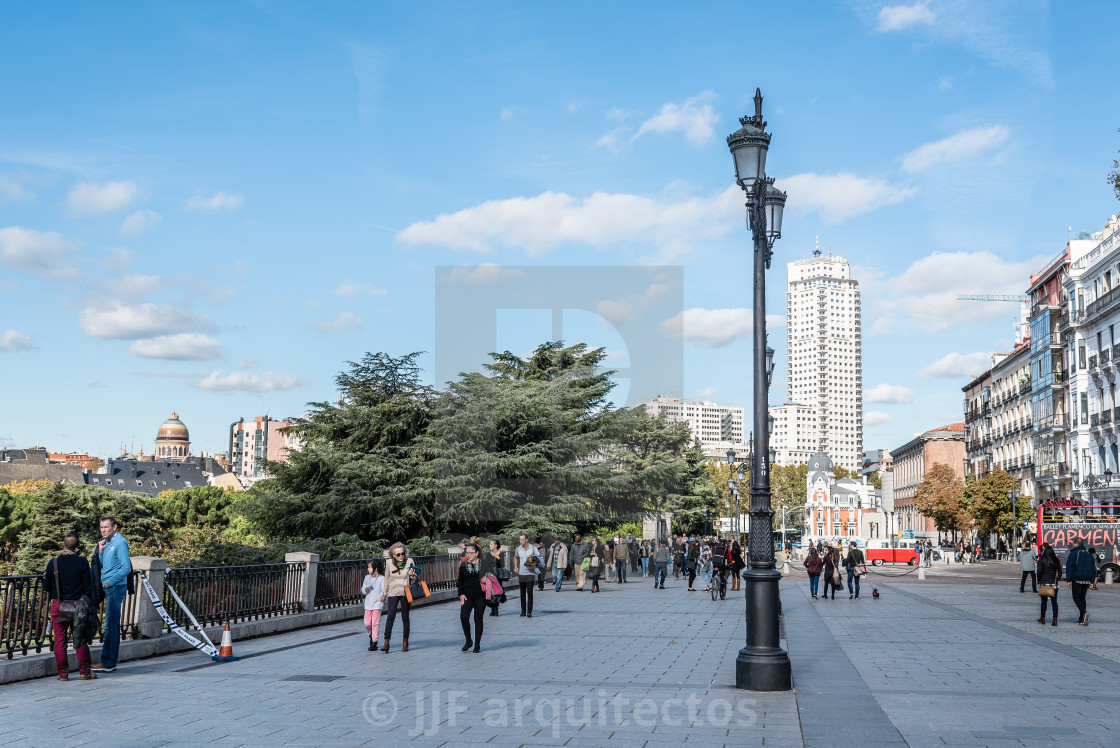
[1,563,1117,747]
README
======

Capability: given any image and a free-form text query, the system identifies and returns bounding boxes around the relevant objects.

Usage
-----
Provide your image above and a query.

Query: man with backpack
[1066,539,1096,625]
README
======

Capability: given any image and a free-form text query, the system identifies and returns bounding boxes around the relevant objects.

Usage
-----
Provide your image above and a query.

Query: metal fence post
[128,556,168,639]
[284,552,318,612]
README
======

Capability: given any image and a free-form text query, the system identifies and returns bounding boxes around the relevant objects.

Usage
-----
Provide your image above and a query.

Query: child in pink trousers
[362,560,385,651]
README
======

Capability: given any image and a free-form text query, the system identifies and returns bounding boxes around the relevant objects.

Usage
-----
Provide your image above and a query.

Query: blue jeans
[809,574,820,597]
[700,568,712,586]
[640,558,649,575]
[615,559,627,582]
[847,569,860,597]
[101,584,127,667]
[552,565,563,591]
[654,563,667,586]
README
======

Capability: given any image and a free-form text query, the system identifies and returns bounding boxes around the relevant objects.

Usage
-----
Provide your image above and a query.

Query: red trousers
[51,600,92,676]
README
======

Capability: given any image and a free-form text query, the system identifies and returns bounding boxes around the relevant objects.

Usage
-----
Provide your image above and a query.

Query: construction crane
[957,294,1029,302]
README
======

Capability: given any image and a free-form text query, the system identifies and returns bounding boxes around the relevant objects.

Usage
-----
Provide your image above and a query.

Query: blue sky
[2,1,1119,457]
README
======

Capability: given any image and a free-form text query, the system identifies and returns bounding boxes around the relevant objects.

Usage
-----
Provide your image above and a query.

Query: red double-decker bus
[1037,502,1120,582]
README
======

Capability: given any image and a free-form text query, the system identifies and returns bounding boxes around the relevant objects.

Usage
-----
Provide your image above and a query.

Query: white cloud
[900,125,1009,173]
[0,227,79,278]
[633,91,719,147]
[864,411,894,427]
[196,370,303,393]
[863,383,915,404]
[596,283,672,326]
[0,329,33,352]
[307,312,363,332]
[119,209,162,238]
[0,174,34,202]
[442,265,527,284]
[659,308,785,348]
[918,351,994,379]
[596,92,719,151]
[185,191,245,212]
[398,186,741,255]
[335,281,388,297]
[80,301,214,340]
[859,251,1041,334]
[237,359,257,369]
[129,333,223,360]
[696,386,718,398]
[779,173,916,223]
[875,2,935,32]
[65,180,138,216]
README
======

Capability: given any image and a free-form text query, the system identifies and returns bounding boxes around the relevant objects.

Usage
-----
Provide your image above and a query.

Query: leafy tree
[240,351,434,541]
[2,478,53,495]
[912,463,970,539]
[148,486,240,530]
[15,484,159,575]
[771,463,808,531]
[834,465,859,481]
[966,468,1031,542]
[1110,128,1120,202]
[866,471,882,490]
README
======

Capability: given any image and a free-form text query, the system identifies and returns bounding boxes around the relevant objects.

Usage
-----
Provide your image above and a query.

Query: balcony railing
[1103,410,1113,425]
[163,562,306,630]
[2,570,143,660]
[1091,413,1100,427]
[1090,355,1099,370]
[314,554,460,610]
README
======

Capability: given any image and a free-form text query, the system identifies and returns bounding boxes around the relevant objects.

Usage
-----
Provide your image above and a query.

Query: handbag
[494,566,510,582]
[406,577,430,603]
[581,557,591,572]
[53,559,77,625]
[590,556,599,568]
[855,563,869,576]
[1038,584,1056,598]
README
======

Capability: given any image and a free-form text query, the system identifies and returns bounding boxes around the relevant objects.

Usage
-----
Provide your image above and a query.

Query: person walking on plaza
[804,546,823,600]
[698,543,713,592]
[92,515,129,673]
[844,541,865,599]
[685,541,699,591]
[1019,541,1038,593]
[652,540,670,588]
[587,538,603,592]
[458,543,487,652]
[536,541,547,591]
[629,534,640,575]
[570,534,589,591]
[613,537,628,583]
[672,538,684,579]
[602,539,615,583]
[822,546,839,600]
[479,539,506,616]
[1037,545,1062,626]
[1066,538,1096,625]
[924,540,933,568]
[44,532,96,680]
[730,541,745,592]
[639,540,650,577]
[547,538,568,592]
[513,534,541,616]
[361,559,385,651]
[381,542,418,652]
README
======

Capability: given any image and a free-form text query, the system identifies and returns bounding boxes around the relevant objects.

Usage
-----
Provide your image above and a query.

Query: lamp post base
[735,647,792,691]
[736,566,792,691]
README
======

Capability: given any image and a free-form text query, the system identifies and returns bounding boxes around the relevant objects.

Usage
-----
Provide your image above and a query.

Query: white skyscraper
[779,249,864,472]
[641,396,745,449]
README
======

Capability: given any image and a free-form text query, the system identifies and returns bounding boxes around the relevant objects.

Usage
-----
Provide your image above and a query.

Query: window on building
[1080,345,1087,369]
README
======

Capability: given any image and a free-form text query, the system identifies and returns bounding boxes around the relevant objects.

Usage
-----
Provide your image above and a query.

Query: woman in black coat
[1037,544,1062,626]
[458,543,487,652]
[478,539,505,617]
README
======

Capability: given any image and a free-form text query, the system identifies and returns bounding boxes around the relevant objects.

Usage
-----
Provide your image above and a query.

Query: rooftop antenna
[813,233,821,257]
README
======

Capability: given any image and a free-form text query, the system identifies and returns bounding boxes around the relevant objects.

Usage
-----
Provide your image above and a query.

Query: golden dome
[156,411,190,443]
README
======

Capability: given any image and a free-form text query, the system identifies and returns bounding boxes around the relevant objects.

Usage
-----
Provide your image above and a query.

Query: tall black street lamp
[726,89,791,691]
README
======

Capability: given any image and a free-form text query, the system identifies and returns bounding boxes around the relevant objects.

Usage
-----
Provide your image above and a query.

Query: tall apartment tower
[784,249,864,472]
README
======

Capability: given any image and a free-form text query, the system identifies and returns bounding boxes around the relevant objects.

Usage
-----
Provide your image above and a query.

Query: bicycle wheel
[710,582,717,601]
[719,575,726,600]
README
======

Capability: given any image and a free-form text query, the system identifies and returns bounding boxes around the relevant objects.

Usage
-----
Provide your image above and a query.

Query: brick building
[890,423,966,540]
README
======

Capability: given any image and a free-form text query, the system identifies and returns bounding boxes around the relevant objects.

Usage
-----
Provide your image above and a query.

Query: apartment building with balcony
[890,423,966,540]
[962,341,1033,496]
[1063,212,1120,506]
[1027,248,1073,504]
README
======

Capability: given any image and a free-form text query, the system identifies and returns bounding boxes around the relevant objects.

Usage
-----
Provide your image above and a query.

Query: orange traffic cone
[212,622,239,662]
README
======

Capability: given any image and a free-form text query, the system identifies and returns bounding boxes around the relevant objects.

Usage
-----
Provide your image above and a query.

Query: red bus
[1037,502,1120,582]
[863,540,919,566]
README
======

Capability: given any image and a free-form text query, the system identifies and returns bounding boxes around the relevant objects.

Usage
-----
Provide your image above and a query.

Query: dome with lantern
[155,411,191,459]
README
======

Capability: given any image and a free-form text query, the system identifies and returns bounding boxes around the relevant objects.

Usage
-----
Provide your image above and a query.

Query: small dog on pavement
[872,588,880,599]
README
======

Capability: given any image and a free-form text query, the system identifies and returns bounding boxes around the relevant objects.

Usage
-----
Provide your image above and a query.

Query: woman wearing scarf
[458,543,487,652]
[380,542,418,652]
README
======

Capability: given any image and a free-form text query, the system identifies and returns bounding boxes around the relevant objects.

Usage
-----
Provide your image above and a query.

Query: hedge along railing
[1,570,144,660]
[162,562,306,630]
[314,554,461,610]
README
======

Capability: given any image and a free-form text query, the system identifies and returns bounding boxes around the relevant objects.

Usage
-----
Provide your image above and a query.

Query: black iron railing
[314,554,461,610]
[163,562,305,629]
[1,570,143,660]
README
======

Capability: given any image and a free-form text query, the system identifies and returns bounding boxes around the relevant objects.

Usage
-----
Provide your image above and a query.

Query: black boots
[368,635,376,651]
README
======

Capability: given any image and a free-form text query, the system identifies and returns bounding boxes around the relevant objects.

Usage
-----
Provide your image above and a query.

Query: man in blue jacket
[92,515,130,672]
[1065,539,1096,626]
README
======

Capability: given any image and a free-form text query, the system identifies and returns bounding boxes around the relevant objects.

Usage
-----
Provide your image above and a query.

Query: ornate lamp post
[726,89,791,691]
[1007,487,1021,557]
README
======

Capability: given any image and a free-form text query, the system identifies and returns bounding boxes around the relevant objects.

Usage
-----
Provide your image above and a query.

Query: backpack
[1072,547,1096,581]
